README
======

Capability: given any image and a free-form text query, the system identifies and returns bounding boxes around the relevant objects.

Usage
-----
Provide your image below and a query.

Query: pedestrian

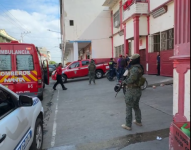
[53,63,67,90]
[88,59,96,85]
[109,58,117,78]
[121,54,143,130]
[117,55,126,81]
[157,52,160,76]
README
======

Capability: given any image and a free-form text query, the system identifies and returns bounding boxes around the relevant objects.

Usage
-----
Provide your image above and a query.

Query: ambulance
[0,41,49,100]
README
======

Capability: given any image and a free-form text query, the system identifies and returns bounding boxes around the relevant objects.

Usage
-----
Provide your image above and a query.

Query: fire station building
[103,0,175,77]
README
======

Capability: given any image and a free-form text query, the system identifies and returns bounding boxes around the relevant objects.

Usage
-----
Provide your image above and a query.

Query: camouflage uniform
[88,60,96,84]
[123,65,143,127]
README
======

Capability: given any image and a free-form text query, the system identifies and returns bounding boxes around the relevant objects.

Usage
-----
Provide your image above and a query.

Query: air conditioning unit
[114,21,120,28]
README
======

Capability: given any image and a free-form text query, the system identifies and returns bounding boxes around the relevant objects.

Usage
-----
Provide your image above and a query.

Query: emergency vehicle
[0,84,44,150]
[52,59,110,83]
[0,41,49,100]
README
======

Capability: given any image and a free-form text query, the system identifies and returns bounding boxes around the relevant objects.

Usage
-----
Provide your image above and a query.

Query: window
[0,89,15,117]
[70,20,74,26]
[161,28,174,50]
[113,10,120,28]
[0,55,11,71]
[16,55,34,71]
[82,60,89,66]
[69,62,80,69]
[128,42,132,56]
[149,33,160,52]
[115,44,124,57]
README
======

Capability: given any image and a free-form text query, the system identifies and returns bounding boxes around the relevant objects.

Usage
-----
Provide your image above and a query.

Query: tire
[141,80,148,90]
[106,73,113,81]
[95,70,103,79]
[30,118,43,150]
[62,74,67,83]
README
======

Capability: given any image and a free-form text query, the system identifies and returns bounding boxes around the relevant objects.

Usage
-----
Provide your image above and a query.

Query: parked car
[0,84,44,150]
[49,65,56,76]
[52,59,109,83]
[0,41,50,101]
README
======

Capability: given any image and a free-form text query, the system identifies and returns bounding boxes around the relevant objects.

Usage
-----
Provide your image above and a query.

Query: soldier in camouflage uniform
[88,59,96,85]
[121,54,143,130]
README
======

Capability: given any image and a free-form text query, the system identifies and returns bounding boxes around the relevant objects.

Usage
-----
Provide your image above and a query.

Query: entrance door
[140,49,146,73]
[148,52,158,75]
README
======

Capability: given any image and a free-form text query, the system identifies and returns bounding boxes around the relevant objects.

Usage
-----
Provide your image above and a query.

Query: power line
[0,3,28,31]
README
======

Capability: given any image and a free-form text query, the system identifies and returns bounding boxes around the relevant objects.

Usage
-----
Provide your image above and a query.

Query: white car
[0,84,44,150]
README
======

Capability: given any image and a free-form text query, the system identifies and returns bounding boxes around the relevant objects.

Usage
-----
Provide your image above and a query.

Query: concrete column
[73,42,79,61]
[133,16,140,54]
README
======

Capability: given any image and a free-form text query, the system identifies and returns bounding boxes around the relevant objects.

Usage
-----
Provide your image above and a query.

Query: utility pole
[21,31,31,43]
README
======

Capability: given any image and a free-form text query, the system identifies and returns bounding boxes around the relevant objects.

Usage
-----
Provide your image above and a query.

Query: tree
[49,61,57,64]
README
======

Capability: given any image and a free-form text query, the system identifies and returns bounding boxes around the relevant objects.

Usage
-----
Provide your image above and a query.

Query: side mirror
[19,95,33,107]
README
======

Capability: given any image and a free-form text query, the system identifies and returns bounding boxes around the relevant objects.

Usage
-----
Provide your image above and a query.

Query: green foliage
[49,61,57,64]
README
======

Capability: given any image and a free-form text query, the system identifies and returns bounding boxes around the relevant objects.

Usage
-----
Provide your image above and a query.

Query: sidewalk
[143,75,173,87]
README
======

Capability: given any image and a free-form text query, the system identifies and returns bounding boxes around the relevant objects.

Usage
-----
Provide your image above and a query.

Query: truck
[52,59,110,83]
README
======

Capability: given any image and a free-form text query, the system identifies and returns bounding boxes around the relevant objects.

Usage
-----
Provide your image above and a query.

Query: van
[0,41,49,100]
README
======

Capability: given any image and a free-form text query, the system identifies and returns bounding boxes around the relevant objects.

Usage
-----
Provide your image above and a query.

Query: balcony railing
[123,0,148,21]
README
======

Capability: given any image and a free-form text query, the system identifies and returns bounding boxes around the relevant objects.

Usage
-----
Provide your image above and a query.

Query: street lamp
[21,31,31,43]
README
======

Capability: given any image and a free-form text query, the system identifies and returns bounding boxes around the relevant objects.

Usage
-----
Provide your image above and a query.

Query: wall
[150,0,169,11]
[64,0,107,41]
[92,39,112,58]
[150,2,174,34]
[184,70,190,121]
[125,18,134,39]
[79,10,112,59]
[139,16,148,36]
[113,34,124,47]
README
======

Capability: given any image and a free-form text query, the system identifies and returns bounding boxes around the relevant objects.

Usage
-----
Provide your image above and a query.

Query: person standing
[117,55,125,81]
[109,58,117,78]
[53,63,67,90]
[157,52,160,76]
[121,54,143,130]
[88,59,96,85]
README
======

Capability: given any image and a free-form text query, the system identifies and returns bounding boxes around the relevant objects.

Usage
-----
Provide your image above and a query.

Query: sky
[0,0,62,63]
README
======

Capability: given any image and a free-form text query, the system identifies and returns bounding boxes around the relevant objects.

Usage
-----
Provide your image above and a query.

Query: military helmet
[114,84,121,92]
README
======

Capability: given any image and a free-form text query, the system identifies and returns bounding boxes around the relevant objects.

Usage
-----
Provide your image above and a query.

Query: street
[42,76,173,150]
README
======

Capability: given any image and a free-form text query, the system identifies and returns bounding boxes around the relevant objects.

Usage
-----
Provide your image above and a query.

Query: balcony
[123,0,149,21]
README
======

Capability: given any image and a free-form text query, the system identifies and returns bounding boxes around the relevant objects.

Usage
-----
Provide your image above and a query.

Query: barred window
[113,10,120,28]
[149,33,160,53]
[161,28,174,50]
[115,44,124,57]
[128,42,132,56]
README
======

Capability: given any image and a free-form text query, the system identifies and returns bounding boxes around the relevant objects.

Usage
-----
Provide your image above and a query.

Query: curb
[147,80,173,88]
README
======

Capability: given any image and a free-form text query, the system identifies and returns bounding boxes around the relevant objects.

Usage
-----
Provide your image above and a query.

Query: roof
[0,29,17,41]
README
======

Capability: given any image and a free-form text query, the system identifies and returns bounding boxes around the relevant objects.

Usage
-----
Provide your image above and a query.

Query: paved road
[42,77,173,150]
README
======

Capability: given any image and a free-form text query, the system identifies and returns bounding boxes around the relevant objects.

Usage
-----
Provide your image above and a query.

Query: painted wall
[139,16,148,36]
[150,2,174,34]
[92,39,112,58]
[173,69,179,117]
[150,0,169,11]
[79,10,112,59]
[64,0,106,41]
[113,34,124,47]
[126,18,134,39]
[184,70,190,121]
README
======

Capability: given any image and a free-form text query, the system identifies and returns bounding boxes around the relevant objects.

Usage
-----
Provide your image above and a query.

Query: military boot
[133,120,142,126]
[121,124,132,130]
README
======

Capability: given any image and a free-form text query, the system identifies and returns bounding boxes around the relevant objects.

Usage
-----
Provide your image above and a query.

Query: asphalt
[42,75,173,150]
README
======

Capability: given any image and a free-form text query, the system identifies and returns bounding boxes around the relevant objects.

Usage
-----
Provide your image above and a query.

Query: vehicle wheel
[141,80,148,90]
[62,74,67,83]
[95,70,103,79]
[30,118,43,150]
[38,92,43,101]
[106,74,113,81]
